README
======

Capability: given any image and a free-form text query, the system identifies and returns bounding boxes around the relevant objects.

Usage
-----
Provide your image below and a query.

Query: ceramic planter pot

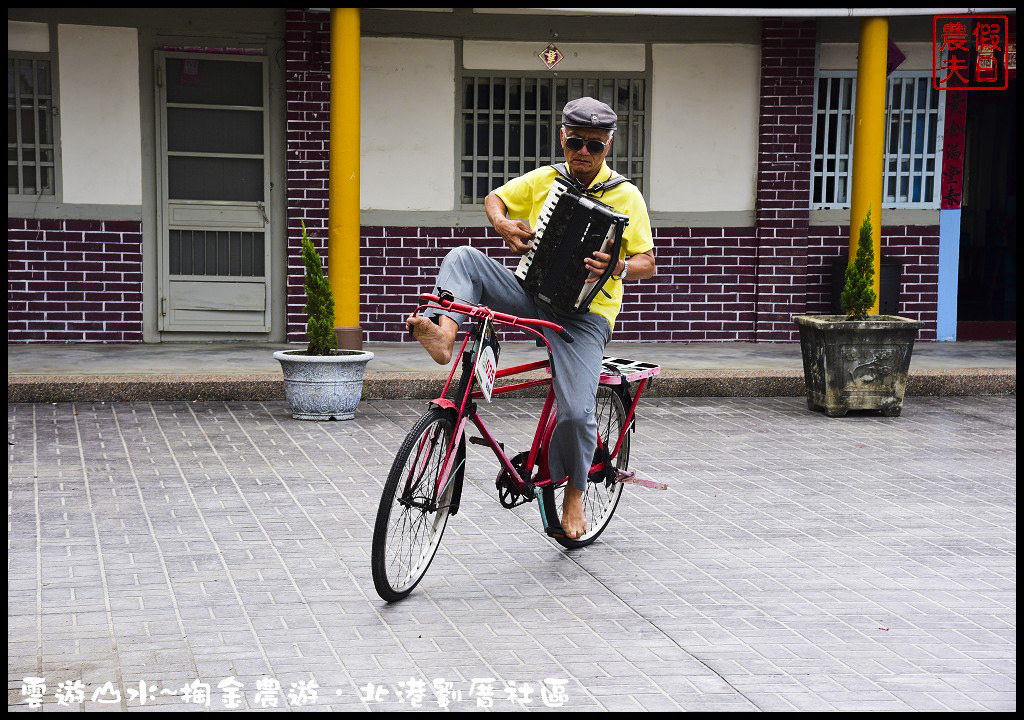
[794,315,923,417]
[273,349,374,420]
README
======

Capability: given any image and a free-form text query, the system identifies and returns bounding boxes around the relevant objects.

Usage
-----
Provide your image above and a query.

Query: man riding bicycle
[407,97,656,540]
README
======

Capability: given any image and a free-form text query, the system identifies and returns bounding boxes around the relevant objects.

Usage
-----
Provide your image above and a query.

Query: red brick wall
[806,225,940,340]
[755,18,817,342]
[360,227,501,342]
[285,9,332,343]
[606,229,759,342]
[7,218,144,343]
[355,227,761,343]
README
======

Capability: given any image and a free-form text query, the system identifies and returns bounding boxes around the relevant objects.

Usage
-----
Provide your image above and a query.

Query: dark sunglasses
[563,135,609,154]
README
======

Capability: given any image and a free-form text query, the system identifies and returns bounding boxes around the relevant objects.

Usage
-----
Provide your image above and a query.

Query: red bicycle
[371,291,663,602]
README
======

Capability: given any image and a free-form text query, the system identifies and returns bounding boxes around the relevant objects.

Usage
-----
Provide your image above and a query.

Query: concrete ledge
[7,373,286,403]
[904,368,1017,397]
[7,368,1015,403]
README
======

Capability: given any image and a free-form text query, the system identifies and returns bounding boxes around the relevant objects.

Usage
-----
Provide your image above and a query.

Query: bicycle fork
[432,414,469,509]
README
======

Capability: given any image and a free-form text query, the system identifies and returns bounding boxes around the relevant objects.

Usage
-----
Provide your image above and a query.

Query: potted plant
[794,211,923,417]
[274,222,373,420]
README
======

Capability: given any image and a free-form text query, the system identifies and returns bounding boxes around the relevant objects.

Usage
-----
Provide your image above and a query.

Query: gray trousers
[423,245,611,492]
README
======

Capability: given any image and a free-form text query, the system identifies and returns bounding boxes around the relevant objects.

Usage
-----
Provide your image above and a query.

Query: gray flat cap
[561,97,617,129]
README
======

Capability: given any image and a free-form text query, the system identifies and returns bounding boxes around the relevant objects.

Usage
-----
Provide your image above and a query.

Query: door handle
[257,201,269,226]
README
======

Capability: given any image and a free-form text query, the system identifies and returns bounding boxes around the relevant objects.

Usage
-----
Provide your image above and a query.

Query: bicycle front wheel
[541,385,628,549]
[372,407,460,602]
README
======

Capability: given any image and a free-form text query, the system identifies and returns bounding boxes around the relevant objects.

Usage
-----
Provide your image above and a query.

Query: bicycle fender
[611,382,636,434]
[433,404,466,515]
[449,436,466,515]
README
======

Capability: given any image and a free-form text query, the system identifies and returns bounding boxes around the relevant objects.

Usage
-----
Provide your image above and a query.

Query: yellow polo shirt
[494,162,654,331]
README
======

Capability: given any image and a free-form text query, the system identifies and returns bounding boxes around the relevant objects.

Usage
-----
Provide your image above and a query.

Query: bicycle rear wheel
[541,386,628,549]
[372,407,460,602]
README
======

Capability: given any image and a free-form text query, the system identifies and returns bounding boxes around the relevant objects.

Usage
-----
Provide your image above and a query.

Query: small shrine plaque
[538,43,563,70]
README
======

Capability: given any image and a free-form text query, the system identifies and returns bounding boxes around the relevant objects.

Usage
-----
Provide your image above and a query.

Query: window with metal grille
[8,56,57,196]
[812,72,945,208]
[460,75,646,205]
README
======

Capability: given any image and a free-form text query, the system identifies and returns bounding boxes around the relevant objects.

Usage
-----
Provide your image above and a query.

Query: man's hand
[495,217,535,256]
[584,251,617,282]
[485,191,535,256]
[586,250,656,282]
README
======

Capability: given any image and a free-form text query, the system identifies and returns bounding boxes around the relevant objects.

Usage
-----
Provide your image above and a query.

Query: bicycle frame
[410,294,653,507]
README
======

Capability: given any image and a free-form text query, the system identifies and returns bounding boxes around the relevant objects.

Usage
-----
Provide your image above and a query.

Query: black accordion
[514,174,630,315]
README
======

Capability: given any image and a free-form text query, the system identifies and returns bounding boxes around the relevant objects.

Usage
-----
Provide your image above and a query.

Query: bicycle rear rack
[598,357,661,385]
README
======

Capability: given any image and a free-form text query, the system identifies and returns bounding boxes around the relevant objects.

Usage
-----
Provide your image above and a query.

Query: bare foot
[561,485,587,540]
[406,315,457,365]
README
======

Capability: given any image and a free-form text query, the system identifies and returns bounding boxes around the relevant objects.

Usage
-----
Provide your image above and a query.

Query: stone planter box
[794,315,924,417]
[273,349,374,420]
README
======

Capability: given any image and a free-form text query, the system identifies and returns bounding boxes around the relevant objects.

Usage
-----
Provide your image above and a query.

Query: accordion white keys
[514,175,629,315]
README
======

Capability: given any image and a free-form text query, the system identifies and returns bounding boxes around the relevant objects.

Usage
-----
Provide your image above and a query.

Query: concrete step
[8,341,1016,402]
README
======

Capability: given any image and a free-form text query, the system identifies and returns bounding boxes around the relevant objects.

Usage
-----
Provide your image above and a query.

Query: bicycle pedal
[616,470,667,491]
[471,436,503,452]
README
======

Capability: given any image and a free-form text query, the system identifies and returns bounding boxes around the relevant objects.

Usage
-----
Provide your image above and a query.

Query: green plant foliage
[300,221,338,356]
[840,210,878,320]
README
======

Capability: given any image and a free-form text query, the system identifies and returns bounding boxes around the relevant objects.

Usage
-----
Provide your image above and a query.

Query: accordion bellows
[514,176,629,315]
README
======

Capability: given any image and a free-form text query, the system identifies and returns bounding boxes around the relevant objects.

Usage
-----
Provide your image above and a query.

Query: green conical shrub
[300,221,338,356]
[841,210,878,320]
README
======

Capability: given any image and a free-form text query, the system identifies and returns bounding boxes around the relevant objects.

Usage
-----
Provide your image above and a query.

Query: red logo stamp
[933,15,1009,90]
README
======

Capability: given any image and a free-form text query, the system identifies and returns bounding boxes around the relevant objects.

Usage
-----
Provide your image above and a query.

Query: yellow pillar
[849,17,887,315]
[329,8,362,349]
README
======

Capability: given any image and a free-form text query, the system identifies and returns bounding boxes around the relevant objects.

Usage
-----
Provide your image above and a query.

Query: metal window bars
[811,72,945,209]
[461,75,646,205]
[8,58,56,196]
[168,229,266,277]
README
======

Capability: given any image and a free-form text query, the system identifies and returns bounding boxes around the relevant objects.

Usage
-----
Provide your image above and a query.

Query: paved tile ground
[7,397,1016,712]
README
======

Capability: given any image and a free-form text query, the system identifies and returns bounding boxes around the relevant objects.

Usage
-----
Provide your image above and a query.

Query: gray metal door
[156,52,271,332]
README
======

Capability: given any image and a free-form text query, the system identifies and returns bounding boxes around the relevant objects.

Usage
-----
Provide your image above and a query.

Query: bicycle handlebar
[418,293,575,344]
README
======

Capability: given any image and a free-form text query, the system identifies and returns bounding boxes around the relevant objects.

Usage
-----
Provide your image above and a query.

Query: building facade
[7,9,1017,345]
